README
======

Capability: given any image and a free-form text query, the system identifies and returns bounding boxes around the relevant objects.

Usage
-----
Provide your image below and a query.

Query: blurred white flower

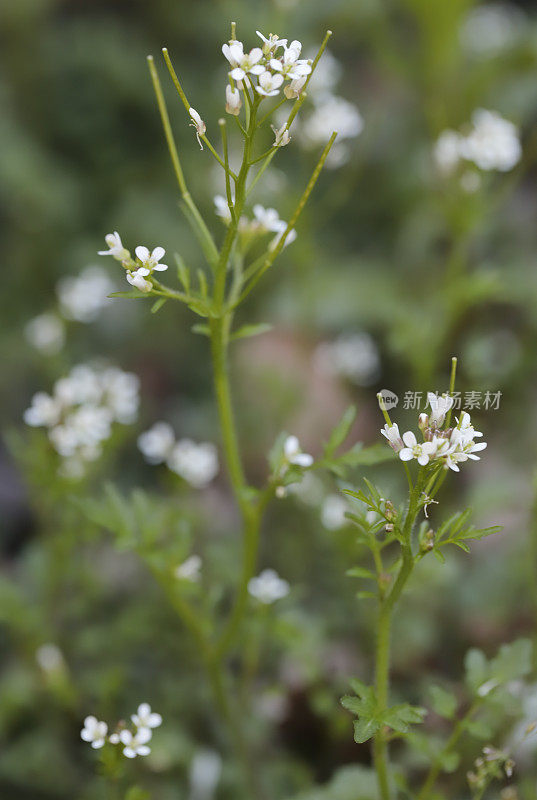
[248,569,290,604]
[24,392,61,427]
[138,421,176,464]
[175,555,202,582]
[304,96,363,145]
[460,3,525,57]
[306,48,341,96]
[256,71,284,97]
[284,435,313,467]
[24,313,65,355]
[81,716,108,749]
[269,224,297,251]
[461,109,521,172]
[100,367,140,424]
[321,494,349,530]
[57,266,114,323]
[36,643,64,673]
[98,231,129,261]
[120,727,152,758]
[131,703,162,732]
[433,130,464,175]
[253,204,284,233]
[188,749,222,800]
[315,332,380,386]
[214,194,233,224]
[167,439,219,488]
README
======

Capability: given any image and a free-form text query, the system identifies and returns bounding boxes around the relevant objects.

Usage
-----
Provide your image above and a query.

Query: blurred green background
[2,0,537,797]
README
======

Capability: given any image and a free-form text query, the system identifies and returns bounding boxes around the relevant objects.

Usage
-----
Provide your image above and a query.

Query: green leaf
[192,323,210,337]
[434,508,502,554]
[490,638,532,684]
[175,253,190,293]
[346,567,376,580]
[151,298,167,313]
[230,322,272,341]
[464,718,492,740]
[383,703,427,734]
[429,685,457,719]
[324,406,356,458]
[465,648,489,693]
[353,717,381,744]
[108,290,152,299]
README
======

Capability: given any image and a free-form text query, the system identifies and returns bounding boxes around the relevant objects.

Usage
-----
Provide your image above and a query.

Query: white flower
[284,75,307,99]
[256,70,284,97]
[461,109,521,172]
[131,703,162,732]
[227,44,265,81]
[24,392,61,427]
[24,313,65,355]
[98,231,129,260]
[138,421,176,464]
[214,194,232,224]
[120,727,152,758]
[321,494,349,530]
[252,204,283,232]
[55,364,102,406]
[135,245,168,273]
[167,439,219,488]
[271,42,311,80]
[381,423,404,453]
[225,84,242,115]
[315,333,380,386]
[36,643,64,672]
[427,392,454,427]
[460,4,524,57]
[433,130,464,174]
[256,31,287,55]
[81,716,108,749]
[399,431,437,466]
[269,223,297,251]
[284,435,313,467]
[189,107,206,149]
[189,749,222,800]
[271,122,291,147]
[126,267,152,292]
[248,569,290,604]
[175,554,202,582]
[57,266,114,323]
[100,367,140,424]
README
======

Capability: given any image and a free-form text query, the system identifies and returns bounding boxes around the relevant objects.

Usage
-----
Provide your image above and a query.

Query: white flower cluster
[57,265,115,323]
[24,363,140,477]
[138,421,219,488]
[381,392,487,472]
[81,703,162,759]
[24,313,65,356]
[460,3,525,58]
[314,332,380,386]
[98,232,168,293]
[248,568,290,604]
[213,199,297,250]
[290,49,363,168]
[434,109,521,180]
[223,31,312,108]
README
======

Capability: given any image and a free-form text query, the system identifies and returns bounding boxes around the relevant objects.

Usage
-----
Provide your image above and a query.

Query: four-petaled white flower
[135,245,168,273]
[399,431,437,466]
[271,41,311,80]
[81,716,108,749]
[120,727,152,759]
[227,44,265,81]
[256,70,284,97]
[427,392,454,428]
[131,703,162,732]
[225,85,242,116]
[98,231,129,261]
[380,423,404,453]
[175,554,202,582]
[284,435,313,467]
[253,204,283,232]
[248,569,290,604]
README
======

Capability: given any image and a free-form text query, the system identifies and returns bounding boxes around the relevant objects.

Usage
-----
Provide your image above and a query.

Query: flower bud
[271,123,291,147]
[225,85,242,116]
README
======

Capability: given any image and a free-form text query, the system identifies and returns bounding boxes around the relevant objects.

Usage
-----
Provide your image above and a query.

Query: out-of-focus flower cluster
[138,421,219,488]
[24,363,140,477]
[213,199,296,250]
[381,392,487,472]
[314,331,380,386]
[433,109,521,189]
[81,703,162,759]
[248,568,290,604]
